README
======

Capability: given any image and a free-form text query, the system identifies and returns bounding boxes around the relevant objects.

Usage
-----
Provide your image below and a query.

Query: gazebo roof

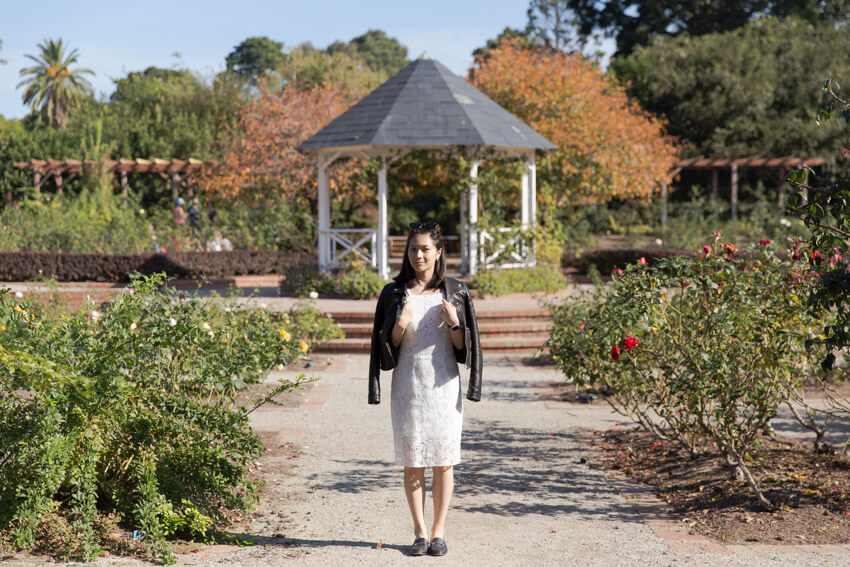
[297,54,556,155]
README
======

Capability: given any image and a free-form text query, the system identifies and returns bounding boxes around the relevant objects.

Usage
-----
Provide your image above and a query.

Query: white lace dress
[391,289,463,467]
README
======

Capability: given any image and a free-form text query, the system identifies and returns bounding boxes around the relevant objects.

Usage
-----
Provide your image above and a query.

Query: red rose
[610,345,621,361]
[579,322,586,330]
[638,257,648,266]
[758,239,771,246]
[723,242,737,256]
[702,245,711,255]
[715,231,721,238]
[622,337,639,351]
[615,268,623,275]
[681,280,690,289]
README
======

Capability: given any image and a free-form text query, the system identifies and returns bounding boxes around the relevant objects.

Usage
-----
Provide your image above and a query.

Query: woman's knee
[432,465,453,474]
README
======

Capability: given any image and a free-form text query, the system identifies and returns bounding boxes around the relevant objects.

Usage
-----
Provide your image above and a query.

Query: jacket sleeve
[465,290,483,402]
[368,290,385,404]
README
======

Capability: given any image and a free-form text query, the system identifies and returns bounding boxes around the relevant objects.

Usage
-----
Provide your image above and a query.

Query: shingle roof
[297,55,556,153]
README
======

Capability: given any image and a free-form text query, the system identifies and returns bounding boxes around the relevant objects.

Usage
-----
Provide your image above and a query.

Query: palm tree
[17,38,94,129]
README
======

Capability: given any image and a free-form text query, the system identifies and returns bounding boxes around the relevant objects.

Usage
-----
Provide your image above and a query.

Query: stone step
[338,320,553,339]
[314,334,550,355]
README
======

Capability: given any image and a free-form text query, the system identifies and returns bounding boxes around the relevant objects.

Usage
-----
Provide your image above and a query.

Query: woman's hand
[439,299,460,328]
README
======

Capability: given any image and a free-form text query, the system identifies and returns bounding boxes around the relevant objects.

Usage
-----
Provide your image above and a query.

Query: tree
[471,27,534,64]
[609,17,850,161]
[198,82,371,207]
[327,29,408,75]
[17,38,94,129]
[469,39,679,206]
[0,39,6,65]
[225,36,286,81]
[277,43,388,92]
[566,0,850,56]
[527,0,579,50]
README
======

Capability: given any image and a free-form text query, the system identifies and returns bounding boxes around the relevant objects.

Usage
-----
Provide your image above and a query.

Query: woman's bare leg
[403,466,428,538]
[431,466,454,539]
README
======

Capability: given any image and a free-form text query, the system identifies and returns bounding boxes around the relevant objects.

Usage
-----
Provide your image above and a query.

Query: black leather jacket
[368,277,482,404]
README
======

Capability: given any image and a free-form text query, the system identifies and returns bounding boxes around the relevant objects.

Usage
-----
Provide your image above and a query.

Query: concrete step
[338,320,553,339]
[314,334,550,355]
[328,309,552,324]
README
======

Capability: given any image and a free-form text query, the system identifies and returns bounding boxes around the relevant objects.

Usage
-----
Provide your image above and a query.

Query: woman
[368,222,482,557]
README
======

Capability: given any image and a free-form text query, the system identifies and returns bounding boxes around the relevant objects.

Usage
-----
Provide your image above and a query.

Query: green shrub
[547,239,823,509]
[0,273,311,562]
[280,261,386,300]
[472,265,566,296]
[277,301,345,352]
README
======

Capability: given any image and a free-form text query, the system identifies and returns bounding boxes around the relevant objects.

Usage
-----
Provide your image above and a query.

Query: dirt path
[9,354,848,566]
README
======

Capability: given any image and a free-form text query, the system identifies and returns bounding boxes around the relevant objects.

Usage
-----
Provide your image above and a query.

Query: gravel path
[11,354,848,566]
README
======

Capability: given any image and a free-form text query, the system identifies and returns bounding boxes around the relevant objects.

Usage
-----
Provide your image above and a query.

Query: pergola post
[730,163,739,221]
[171,171,181,202]
[33,170,42,193]
[660,183,668,225]
[377,156,389,279]
[55,173,64,195]
[120,171,129,198]
[467,160,481,276]
[317,156,331,273]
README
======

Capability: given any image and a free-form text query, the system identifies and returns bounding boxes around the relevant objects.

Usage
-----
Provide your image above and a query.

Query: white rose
[169,318,177,327]
[309,291,319,299]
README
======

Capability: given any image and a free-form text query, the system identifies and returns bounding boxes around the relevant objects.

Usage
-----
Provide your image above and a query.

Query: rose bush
[547,238,826,509]
[0,273,311,562]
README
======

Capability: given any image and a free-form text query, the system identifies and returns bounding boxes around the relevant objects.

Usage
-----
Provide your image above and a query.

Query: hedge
[0,250,316,282]
[562,248,693,275]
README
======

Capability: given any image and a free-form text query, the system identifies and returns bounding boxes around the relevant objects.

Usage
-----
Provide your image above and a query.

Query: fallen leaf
[376,540,383,549]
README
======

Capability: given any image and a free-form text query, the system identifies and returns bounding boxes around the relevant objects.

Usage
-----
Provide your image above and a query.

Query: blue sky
[1,0,614,120]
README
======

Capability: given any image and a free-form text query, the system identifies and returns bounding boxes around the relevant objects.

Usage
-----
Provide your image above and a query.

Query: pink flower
[702,245,711,255]
[622,337,639,351]
[610,345,621,361]
[715,231,721,238]
[615,268,623,275]
[758,239,771,246]
[638,257,647,266]
[579,322,586,330]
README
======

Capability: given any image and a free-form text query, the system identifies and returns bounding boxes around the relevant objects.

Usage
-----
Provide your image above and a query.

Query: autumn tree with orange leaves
[198,82,371,207]
[470,40,679,206]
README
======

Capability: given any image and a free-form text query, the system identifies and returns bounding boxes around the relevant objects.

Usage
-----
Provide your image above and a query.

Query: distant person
[368,222,482,557]
[173,197,186,226]
[187,197,201,227]
[207,204,218,225]
[206,231,232,252]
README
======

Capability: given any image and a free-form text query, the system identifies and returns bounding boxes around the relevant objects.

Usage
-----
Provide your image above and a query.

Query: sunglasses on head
[409,222,440,232]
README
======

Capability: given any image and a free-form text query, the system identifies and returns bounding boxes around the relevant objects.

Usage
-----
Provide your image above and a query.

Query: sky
[0,0,612,120]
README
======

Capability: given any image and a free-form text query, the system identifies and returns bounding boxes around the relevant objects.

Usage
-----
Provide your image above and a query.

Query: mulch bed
[587,428,850,545]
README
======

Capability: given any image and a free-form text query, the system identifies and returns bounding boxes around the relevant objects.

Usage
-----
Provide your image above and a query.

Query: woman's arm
[392,301,413,347]
[440,299,464,350]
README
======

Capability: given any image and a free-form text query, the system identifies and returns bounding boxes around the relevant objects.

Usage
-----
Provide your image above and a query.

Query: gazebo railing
[324,228,377,269]
[479,227,535,270]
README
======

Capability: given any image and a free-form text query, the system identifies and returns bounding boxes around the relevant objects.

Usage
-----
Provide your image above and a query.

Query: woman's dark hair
[393,222,446,290]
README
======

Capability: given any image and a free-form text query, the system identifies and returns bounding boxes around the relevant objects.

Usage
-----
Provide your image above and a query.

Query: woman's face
[408,233,442,275]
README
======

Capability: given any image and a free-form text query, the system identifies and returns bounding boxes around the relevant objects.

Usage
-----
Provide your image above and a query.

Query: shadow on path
[221,534,408,555]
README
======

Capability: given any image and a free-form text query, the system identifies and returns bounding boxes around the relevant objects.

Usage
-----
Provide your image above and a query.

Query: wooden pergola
[668,156,827,222]
[11,158,219,202]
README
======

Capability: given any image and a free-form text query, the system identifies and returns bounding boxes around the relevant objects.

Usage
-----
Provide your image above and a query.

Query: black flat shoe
[428,537,448,556]
[410,537,429,556]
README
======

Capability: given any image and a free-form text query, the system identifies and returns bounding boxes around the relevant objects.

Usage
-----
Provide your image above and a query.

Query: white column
[317,157,330,273]
[660,183,668,225]
[459,189,468,275]
[730,163,739,222]
[521,157,530,228]
[468,160,481,276]
[528,152,537,226]
[377,156,389,280]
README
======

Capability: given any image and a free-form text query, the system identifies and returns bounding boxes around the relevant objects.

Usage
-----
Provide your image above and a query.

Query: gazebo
[297,54,556,278]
